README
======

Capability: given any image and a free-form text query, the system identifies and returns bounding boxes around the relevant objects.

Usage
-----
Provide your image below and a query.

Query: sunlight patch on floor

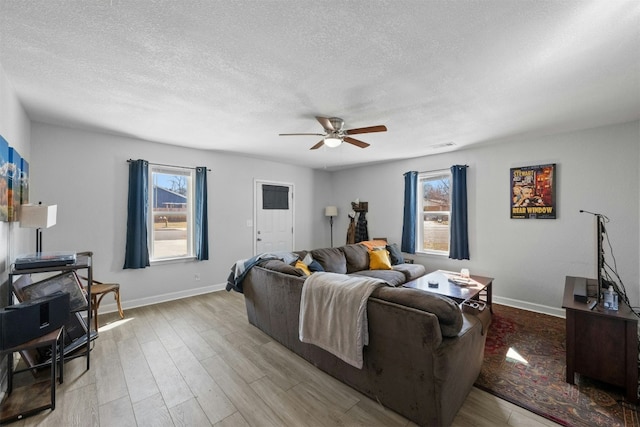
[98,317,134,332]
[506,347,529,365]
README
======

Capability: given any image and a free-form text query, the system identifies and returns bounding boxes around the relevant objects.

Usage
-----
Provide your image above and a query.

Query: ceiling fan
[279,116,387,150]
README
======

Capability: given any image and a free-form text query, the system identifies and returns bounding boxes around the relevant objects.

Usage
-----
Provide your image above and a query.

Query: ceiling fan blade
[316,116,335,131]
[344,125,387,135]
[279,133,325,136]
[344,136,370,148]
[310,140,325,150]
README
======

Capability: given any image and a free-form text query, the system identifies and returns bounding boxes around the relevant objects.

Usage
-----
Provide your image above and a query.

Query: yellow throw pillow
[295,260,311,276]
[369,249,392,270]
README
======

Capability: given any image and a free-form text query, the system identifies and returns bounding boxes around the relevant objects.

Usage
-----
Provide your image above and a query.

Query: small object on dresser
[14,251,76,270]
[603,285,618,310]
[573,277,589,303]
[461,299,486,315]
[428,280,439,288]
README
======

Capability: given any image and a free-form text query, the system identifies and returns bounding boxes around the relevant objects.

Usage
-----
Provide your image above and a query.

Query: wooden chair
[79,276,124,330]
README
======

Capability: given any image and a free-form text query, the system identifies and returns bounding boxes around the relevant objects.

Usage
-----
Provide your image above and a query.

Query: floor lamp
[20,203,57,253]
[325,206,338,247]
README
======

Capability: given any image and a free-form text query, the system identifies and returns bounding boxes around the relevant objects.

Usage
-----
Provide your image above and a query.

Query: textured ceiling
[1,1,638,170]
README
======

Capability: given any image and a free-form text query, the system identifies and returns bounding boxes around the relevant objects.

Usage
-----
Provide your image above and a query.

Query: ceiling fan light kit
[323,136,342,148]
[280,116,387,150]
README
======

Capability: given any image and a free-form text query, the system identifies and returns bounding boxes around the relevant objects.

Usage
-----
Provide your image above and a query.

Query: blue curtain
[450,165,469,260]
[401,171,418,254]
[195,167,209,260]
[123,159,150,269]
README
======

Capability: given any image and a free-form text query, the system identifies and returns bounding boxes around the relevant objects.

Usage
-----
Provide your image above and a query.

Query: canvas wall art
[0,135,8,221]
[20,156,29,205]
[8,147,22,222]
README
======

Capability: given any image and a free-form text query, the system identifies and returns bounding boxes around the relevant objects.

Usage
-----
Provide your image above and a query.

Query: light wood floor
[8,291,558,427]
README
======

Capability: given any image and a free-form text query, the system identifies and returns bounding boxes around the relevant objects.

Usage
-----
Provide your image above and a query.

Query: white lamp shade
[324,137,342,148]
[325,206,338,217]
[20,204,57,229]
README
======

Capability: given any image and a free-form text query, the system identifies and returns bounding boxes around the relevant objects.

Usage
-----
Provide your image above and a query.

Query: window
[418,170,451,254]
[149,165,195,261]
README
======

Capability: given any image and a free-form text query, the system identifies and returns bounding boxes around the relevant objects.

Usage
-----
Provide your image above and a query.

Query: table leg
[51,335,57,410]
[565,312,576,384]
[59,328,64,384]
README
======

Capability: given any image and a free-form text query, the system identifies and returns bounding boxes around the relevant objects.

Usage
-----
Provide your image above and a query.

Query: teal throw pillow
[386,243,404,265]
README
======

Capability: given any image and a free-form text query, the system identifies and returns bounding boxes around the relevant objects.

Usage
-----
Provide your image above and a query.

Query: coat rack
[351,201,368,213]
[349,201,369,244]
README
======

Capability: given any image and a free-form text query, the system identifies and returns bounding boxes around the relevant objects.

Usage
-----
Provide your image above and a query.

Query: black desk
[0,327,64,423]
[562,276,638,404]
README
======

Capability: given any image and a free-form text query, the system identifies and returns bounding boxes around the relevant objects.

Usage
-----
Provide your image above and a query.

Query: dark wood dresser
[562,276,638,404]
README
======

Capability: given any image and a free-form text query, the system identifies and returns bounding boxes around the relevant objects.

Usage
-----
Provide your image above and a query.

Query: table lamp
[19,203,57,253]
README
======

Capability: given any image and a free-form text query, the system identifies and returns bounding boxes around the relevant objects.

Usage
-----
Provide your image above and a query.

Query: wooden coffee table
[403,270,494,311]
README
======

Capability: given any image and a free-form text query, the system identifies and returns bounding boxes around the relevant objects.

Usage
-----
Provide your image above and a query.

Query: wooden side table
[0,327,64,424]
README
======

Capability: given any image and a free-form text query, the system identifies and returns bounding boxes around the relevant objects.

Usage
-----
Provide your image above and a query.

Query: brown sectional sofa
[239,243,491,426]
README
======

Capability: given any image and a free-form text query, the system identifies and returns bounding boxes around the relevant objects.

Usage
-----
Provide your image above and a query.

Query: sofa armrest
[371,286,463,337]
[259,259,306,277]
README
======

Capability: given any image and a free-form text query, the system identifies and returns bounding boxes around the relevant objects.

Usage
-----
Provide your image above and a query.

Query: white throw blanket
[299,272,387,369]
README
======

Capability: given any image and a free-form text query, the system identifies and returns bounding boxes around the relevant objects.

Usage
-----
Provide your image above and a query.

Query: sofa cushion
[268,251,299,265]
[359,239,388,250]
[386,243,404,265]
[393,263,426,281]
[311,247,347,274]
[294,260,311,276]
[369,249,392,270]
[350,269,406,287]
[371,287,463,337]
[259,259,306,277]
[341,244,370,273]
[301,253,325,273]
[307,259,324,272]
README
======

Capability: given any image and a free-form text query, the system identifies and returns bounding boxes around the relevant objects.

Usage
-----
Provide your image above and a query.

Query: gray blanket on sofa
[299,272,387,369]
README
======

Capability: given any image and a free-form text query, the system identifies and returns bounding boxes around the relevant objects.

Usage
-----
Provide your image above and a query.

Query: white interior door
[255,181,294,255]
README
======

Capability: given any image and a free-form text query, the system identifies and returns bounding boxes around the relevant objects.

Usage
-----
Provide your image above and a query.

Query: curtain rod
[418,165,469,174]
[127,159,211,171]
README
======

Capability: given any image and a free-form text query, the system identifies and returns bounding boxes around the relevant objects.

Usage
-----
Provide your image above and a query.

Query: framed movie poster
[510,163,556,219]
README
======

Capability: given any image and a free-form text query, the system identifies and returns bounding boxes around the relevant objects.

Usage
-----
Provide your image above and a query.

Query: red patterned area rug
[475,304,639,427]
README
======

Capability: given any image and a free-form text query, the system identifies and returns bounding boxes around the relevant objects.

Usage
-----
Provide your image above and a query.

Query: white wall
[0,63,32,304]
[0,62,32,401]
[22,118,640,318]
[330,121,640,315]
[30,123,332,309]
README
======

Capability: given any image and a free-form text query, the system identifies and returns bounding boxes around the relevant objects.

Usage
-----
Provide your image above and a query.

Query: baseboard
[95,282,227,314]
[493,296,565,318]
